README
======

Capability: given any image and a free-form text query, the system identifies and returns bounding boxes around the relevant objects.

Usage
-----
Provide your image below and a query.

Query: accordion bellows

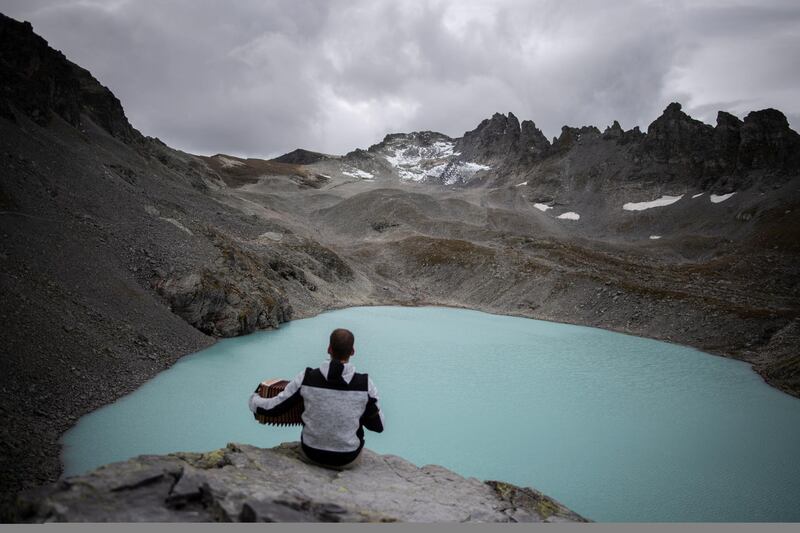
[254,379,303,426]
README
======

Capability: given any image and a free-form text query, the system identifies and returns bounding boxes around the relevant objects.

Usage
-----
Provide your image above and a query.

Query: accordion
[254,378,303,426]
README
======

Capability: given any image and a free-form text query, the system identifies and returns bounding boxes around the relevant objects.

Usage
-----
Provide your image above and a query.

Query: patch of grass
[170,449,230,470]
[397,236,495,267]
[486,480,581,521]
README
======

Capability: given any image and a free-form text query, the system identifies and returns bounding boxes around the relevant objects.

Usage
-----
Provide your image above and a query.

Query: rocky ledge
[14,442,588,523]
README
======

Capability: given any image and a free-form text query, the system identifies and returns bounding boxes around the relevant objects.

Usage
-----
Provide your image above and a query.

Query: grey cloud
[1,0,798,157]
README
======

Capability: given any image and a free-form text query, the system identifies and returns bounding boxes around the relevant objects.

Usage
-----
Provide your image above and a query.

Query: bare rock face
[14,443,589,523]
[739,108,800,171]
[152,229,294,337]
[552,125,601,152]
[456,112,525,162]
[519,120,551,157]
[0,13,138,141]
[601,120,625,141]
[639,102,800,183]
[712,111,743,173]
[154,271,292,338]
[644,102,715,165]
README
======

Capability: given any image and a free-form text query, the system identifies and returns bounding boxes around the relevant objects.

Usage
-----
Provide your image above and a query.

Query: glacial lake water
[61,306,800,522]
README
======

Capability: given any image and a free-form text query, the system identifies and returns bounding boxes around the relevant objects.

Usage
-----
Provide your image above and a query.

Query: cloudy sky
[3,0,799,158]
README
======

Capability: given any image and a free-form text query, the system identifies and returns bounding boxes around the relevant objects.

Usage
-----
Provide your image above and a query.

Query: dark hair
[329,328,355,359]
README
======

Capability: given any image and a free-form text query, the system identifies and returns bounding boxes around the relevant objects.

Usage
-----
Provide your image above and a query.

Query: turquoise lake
[61,306,800,522]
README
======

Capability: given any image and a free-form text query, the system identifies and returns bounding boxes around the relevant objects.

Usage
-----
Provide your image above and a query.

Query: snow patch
[623,195,683,211]
[342,167,374,180]
[557,212,580,220]
[441,161,492,185]
[461,162,491,172]
[534,203,552,212]
[259,231,282,242]
[692,193,704,199]
[160,217,193,235]
[426,163,449,177]
[216,155,244,168]
[649,235,662,240]
[384,140,459,182]
[710,192,736,203]
[516,181,528,187]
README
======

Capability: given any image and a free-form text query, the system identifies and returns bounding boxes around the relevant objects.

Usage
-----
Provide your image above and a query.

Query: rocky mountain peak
[644,102,715,163]
[713,111,743,163]
[271,148,332,165]
[374,130,453,149]
[739,108,800,170]
[520,119,551,155]
[481,112,521,136]
[716,110,743,129]
[647,102,713,135]
[552,125,601,151]
[602,120,624,139]
[0,13,138,141]
[456,112,536,162]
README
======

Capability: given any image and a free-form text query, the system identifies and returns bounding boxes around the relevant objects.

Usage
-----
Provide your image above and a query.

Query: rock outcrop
[0,13,138,141]
[154,270,292,338]
[456,112,552,164]
[739,108,800,171]
[15,443,588,523]
[551,125,602,152]
[643,102,716,165]
[640,102,800,184]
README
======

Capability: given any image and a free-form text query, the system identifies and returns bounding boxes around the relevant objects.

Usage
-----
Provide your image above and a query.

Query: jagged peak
[558,124,601,138]
[652,102,704,123]
[601,120,624,140]
[646,102,714,141]
[716,110,743,128]
[743,108,792,129]
[471,112,521,132]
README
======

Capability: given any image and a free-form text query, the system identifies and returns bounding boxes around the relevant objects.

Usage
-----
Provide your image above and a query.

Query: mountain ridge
[272,103,799,188]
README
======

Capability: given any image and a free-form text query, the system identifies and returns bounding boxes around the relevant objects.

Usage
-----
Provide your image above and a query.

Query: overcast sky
[3,0,799,158]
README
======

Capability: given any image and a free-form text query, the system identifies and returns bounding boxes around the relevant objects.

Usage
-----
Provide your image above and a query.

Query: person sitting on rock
[247,328,384,469]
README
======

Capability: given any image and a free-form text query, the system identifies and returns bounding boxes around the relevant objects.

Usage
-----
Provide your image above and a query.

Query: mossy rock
[485,480,589,522]
[170,448,231,470]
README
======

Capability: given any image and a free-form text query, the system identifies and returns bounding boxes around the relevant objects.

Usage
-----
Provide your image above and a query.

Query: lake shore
[57,306,800,521]
[2,279,797,523]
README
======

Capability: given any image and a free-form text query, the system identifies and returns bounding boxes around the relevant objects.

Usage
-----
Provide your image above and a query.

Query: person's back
[247,328,384,467]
